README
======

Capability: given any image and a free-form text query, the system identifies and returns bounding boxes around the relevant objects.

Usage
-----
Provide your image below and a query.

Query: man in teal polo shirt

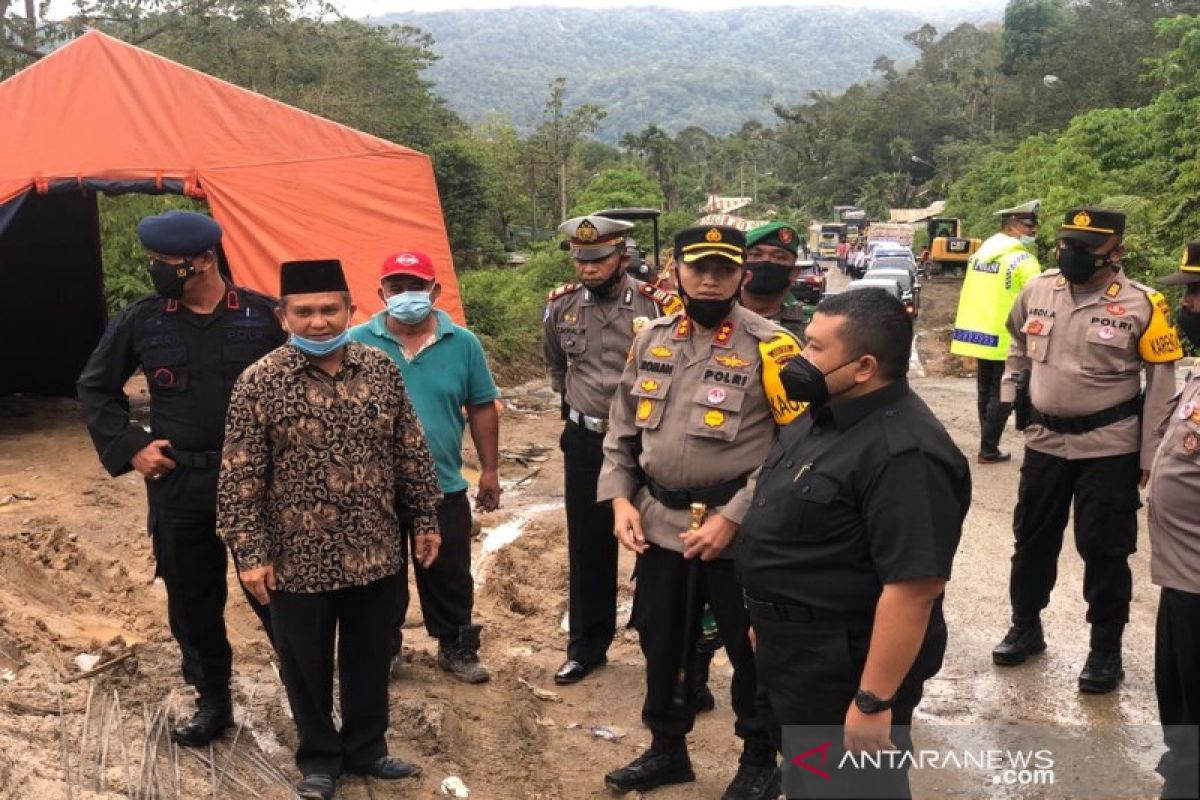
[350,250,501,684]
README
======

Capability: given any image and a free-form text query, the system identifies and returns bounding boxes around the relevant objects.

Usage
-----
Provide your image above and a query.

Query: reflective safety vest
[951,233,1042,361]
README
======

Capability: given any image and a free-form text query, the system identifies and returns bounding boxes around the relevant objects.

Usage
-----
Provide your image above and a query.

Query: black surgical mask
[679,283,738,329]
[149,257,197,299]
[1057,246,1109,285]
[780,354,861,410]
[1177,307,1200,349]
[743,260,793,295]
[582,261,624,298]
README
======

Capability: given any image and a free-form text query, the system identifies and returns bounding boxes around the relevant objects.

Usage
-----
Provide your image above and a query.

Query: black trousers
[271,574,398,777]
[975,358,1010,455]
[1155,586,1200,799]
[751,607,946,799]
[632,545,773,762]
[560,421,618,665]
[1010,448,1141,647]
[393,490,474,650]
[147,465,272,694]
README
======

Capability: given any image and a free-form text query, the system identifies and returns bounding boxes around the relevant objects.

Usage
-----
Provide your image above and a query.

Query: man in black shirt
[736,289,970,799]
[77,211,286,748]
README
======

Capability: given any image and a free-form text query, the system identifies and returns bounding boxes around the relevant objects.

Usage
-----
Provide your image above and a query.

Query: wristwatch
[854,689,894,715]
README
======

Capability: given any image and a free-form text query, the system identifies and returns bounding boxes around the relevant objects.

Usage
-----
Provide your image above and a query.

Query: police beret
[746,222,800,256]
[674,225,746,265]
[136,210,222,256]
[1159,240,1200,286]
[558,214,634,261]
[280,259,349,296]
[1056,206,1125,247]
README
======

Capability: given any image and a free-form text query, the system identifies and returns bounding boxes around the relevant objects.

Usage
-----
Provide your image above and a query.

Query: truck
[818,223,847,259]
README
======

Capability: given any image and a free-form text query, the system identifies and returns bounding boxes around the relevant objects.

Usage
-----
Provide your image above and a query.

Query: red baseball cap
[380,250,436,281]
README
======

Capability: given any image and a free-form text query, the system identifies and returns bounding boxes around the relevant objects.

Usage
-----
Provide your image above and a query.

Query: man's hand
[414,531,442,568]
[239,565,276,605]
[1139,469,1150,490]
[679,514,737,561]
[612,497,647,554]
[476,469,502,512]
[132,439,176,480]
[843,703,894,755]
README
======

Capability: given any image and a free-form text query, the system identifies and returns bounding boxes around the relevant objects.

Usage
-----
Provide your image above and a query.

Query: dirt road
[0,275,1169,798]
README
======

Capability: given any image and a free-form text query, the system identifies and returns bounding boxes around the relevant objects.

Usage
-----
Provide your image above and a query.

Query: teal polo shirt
[349,309,500,495]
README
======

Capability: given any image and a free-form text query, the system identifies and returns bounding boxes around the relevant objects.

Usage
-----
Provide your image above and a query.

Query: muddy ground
[0,272,1169,799]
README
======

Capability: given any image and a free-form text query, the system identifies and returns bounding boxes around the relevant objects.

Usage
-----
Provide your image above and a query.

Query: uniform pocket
[631,375,671,430]
[558,327,587,356]
[1083,326,1133,374]
[1021,317,1054,363]
[687,383,746,442]
[785,471,843,541]
[222,343,266,383]
[142,346,189,394]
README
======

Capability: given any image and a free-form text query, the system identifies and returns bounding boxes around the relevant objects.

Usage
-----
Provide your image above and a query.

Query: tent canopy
[0,30,461,395]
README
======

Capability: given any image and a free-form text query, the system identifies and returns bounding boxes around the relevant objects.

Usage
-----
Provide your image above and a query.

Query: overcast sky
[341,0,992,16]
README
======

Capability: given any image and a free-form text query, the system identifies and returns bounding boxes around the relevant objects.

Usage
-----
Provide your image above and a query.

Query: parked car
[869,267,920,318]
[844,276,903,299]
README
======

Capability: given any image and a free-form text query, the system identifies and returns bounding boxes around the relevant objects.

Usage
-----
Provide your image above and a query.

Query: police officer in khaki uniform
[598,225,803,800]
[542,214,681,685]
[740,221,813,340]
[1148,241,1200,800]
[994,207,1182,693]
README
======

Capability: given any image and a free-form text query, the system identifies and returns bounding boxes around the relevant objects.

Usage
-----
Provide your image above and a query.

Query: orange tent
[0,30,461,396]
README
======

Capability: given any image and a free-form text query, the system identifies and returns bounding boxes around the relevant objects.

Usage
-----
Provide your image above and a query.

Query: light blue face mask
[1019,234,1037,247]
[290,329,350,356]
[386,291,434,324]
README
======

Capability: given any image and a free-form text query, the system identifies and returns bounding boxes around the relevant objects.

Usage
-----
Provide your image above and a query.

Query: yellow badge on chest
[640,379,660,392]
[637,399,654,421]
[633,316,650,333]
[650,345,673,358]
[704,409,725,428]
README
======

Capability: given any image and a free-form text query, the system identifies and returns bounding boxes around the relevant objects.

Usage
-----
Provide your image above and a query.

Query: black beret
[136,210,222,256]
[280,259,349,296]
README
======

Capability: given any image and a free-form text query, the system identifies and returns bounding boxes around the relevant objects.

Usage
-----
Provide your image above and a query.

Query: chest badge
[1107,303,1126,316]
[633,316,650,334]
[650,345,673,358]
[637,399,654,421]
[706,387,727,405]
[1026,320,1045,335]
[715,353,751,369]
[1178,402,1195,421]
[563,313,577,325]
[703,409,726,428]
[1183,431,1200,454]
[152,367,176,387]
[1105,281,1122,299]
[1190,408,1200,425]
[640,379,661,393]
[1098,326,1116,340]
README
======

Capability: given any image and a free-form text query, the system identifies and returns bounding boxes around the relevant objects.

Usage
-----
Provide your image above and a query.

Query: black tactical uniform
[78,232,284,744]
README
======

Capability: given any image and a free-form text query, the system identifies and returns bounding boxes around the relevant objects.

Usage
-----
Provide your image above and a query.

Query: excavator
[925,217,980,276]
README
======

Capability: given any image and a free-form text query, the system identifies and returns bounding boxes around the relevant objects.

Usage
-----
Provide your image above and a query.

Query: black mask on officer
[743,261,793,296]
[678,283,739,329]
[1177,307,1200,349]
[579,252,626,299]
[148,257,199,299]
[1057,241,1112,285]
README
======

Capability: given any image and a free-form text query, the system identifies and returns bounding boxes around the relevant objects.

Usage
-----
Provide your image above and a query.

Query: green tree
[569,164,663,216]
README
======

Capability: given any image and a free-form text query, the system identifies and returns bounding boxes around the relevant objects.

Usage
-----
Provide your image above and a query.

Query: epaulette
[638,283,678,307]
[236,286,282,309]
[882,410,919,456]
[547,282,582,302]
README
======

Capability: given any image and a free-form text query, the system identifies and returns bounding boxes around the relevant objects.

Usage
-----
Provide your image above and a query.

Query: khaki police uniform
[542,213,682,676]
[1147,242,1200,798]
[597,301,802,764]
[999,222,1181,658]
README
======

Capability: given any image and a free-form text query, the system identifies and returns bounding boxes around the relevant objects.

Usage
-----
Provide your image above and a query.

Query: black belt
[743,593,872,623]
[163,447,221,469]
[645,475,747,511]
[1030,397,1141,435]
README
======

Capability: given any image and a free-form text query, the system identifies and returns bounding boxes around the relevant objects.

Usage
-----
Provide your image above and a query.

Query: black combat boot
[604,737,695,793]
[1079,625,1123,693]
[723,743,780,800]
[171,690,233,747]
[437,623,491,684]
[691,645,716,713]
[992,624,1047,666]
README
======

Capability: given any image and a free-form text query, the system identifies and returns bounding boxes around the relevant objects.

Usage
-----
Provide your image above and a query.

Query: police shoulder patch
[639,283,684,315]
[547,282,582,302]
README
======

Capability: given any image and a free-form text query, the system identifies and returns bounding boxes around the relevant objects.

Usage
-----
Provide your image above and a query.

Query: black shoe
[170,695,233,748]
[347,756,422,779]
[438,624,491,684]
[693,683,716,713]
[722,763,781,800]
[555,656,606,685]
[605,745,695,793]
[1078,650,1124,694]
[992,625,1046,666]
[691,643,717,713]
[295,774,336,800]
[977,450,1012,464]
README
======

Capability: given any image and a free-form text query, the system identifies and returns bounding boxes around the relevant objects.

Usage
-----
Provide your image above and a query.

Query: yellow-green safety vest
[950,233,1042,361]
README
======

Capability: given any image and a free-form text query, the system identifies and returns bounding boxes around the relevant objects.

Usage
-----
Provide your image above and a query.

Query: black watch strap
[854,689,895,714]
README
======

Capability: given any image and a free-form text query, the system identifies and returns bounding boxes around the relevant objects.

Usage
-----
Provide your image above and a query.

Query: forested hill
[371,4,1004,141]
